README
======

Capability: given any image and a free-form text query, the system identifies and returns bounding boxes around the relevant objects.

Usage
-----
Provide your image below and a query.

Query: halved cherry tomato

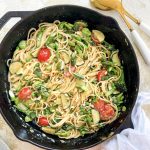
[91,33,100,45]
[94,100,115,121]
[38,48,51,62]
[18,87,32,100]
[38,116,49,126]
[94,100,105,112]
[97,69,107,81]
[100,104,115,120]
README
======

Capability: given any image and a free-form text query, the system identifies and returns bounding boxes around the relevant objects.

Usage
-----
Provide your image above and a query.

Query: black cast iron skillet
[0,5,139,150]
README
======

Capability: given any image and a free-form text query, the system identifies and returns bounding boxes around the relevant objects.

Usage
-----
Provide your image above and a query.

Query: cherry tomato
[91,33,100,45]
[100,104,115,120]
[38,116,49,126]
[18,87,32,100]
[38,48,51,62]
[97,69,107,81]
[94,100,115,121]
[93,100,105,112]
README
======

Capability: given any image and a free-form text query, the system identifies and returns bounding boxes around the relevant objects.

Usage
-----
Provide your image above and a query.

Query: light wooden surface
[0,0,150,150]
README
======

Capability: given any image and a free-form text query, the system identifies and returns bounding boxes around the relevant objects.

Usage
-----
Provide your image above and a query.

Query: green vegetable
[75,44,83,55]
[102,41,116,51]
[111,51,121,66]
[62,124,75,131]
[58,22,74,33]
[46,35,55,46]
[122,106,126,112]
[37,31,43,47]
[29,112,36,119]
[114,70,127,92]
[59,51,70,64]
[60,94,70,109]
[91,109,100,124]
[57,60,65,71]
[78,126,89,136]
[73,73,84,79]
[92,30,105,42]
[68,41,75,47]
[15,46,20,50]
[89,96,97,103]
[71,52,77,66]
[42,127,56,134]
[9,62,22,74]
[83,51,88,60]
[9,90,15,101]
[16,103,28,112]
[18,40,27,49]
[25,116,32,122]
[44,108,51,115]
[113,93,124,105]
[82,28,91,36]
[34,68,42,78]
[76,80,87,92]
[48,42,58,51]
[73,21,88,31]
[56,130,70,137]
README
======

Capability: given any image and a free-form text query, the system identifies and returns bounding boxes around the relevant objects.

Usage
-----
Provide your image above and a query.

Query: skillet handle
[0,11,33,30]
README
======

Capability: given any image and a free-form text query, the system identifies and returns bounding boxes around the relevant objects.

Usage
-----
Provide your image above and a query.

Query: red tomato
[91,33,100,45]
[18,87,32,100]
[94,100,115,121]
[97,69,107,81]
[38,48,51,62]
[100,104,115,120]
[38,116,49,126]
[93,100,105,112]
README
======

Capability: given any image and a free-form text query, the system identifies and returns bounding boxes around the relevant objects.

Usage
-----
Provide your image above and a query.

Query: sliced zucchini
[16,68,24,75]
[25,116,32,122]
[76,80,87,92]
[9,90,15,101]
[61,94,70,109]
[60,51,70,64]
[18,40,27,49]
[57,60,65,71]
[92,30,105,42]
[76,57,84,66]
[111,51,121,66]
[17,103,28,112]
[42,127,56,134]
[92,109,100,124]
[9,62,22,74]
[71,52,77,66]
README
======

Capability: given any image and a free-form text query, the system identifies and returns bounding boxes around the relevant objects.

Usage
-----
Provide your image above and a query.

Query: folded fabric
[101,92,150,150]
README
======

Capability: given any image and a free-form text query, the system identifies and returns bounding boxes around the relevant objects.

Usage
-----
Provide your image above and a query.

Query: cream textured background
[0,0,150,150]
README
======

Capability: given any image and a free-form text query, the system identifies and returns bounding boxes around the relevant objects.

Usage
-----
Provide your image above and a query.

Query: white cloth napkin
[101,92,150,150]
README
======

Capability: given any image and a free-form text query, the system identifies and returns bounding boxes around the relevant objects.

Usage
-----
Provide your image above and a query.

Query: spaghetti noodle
[8,20,127,139]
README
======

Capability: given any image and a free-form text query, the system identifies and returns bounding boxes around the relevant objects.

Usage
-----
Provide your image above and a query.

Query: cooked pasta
[8,20,127,139]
